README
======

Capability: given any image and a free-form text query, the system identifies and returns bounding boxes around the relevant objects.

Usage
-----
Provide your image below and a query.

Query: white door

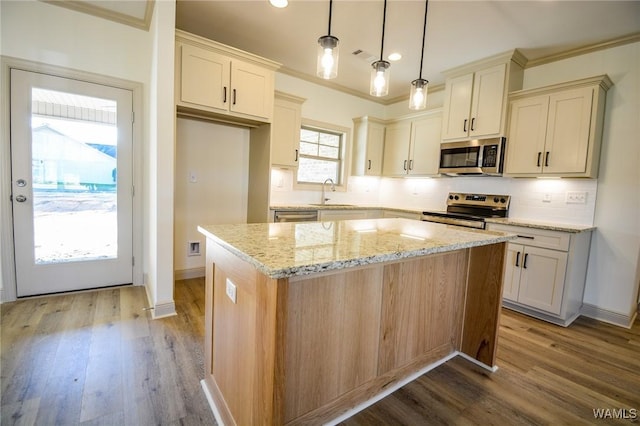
[10,69,134,297]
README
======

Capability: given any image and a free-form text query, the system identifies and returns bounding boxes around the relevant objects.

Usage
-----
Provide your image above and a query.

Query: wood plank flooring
[1,279,215,425]
[2,278,639,425]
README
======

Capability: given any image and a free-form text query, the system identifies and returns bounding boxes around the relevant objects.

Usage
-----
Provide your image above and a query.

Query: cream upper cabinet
[382,111,442,177]
[441,50,525,143]
[382,121,411,176]
[352,116,385,176]
[176,30,279,123]
[271,92,305,168]
[505,75,612,178]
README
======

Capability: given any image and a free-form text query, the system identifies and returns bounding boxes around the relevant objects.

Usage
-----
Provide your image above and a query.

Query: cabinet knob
[470,117,476,131]
[537,152,542,167]
[403,160,407,171]
[545,152,550,167]
[223,87,227,103]
[368,159,372,170]
[515,251,520,267]
[463,119,468,133]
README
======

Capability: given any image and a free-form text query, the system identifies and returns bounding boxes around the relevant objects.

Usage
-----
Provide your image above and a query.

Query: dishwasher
[273,210,318,222]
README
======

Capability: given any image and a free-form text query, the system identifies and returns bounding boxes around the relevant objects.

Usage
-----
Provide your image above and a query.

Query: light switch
[189,171,197,183]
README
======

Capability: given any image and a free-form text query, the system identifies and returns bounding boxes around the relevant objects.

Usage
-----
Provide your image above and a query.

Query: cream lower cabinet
[176,30,278,123]
[382,111,442,177]
[505,75,612,178]
[318,209,381,221]
[271,92,304,167]
[487,223,592,326]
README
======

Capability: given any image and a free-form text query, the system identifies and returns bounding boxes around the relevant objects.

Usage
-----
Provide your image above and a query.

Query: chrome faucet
[321,178,336,205]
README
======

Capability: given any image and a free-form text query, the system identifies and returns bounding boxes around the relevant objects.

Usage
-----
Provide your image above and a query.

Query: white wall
[174,118,250,273]
[146,0,176,317]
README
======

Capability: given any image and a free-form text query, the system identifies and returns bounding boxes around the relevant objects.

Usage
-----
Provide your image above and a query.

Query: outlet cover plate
[566,191,587,204]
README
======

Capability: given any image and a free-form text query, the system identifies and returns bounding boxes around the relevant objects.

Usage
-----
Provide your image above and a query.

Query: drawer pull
[515,251,520,267]
[517,235,535,240]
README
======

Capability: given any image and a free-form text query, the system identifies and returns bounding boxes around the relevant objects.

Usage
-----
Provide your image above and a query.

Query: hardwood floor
[2,278,639,425]
[1,279,215,425]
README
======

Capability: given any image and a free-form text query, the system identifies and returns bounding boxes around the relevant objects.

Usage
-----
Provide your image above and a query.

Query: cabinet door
[382,122,411,176]
[408,113,442,176]
[180,44,230,111]
[469,64,506,138]
[517,246,567,315]
[271,97,301,167]
[441,73,473,141]
[230,59,274,120]
[543,87,593,174]
[364,122,385,176]
[505,95,549,174]
[502,243,523,302]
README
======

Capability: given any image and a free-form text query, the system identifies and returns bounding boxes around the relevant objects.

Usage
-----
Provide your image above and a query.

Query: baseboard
[174,267,205,281]
[580,303,637,329]
[456,351,499,373]
[201,380,225,426]
[143,282,177,319]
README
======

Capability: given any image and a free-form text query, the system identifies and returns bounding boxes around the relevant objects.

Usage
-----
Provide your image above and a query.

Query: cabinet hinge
[132,256,135,267]
[131,111,135,123]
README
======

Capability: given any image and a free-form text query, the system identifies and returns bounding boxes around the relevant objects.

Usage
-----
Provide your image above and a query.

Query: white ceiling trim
[42,0,155,31]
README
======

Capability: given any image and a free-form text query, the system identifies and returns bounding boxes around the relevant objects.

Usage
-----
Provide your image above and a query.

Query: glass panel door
[11,69,133,297]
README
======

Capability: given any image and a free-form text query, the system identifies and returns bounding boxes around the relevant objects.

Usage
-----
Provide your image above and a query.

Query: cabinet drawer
[488,223,570,251]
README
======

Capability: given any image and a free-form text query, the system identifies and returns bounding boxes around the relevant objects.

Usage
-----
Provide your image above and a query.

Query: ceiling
[175,0,640,104]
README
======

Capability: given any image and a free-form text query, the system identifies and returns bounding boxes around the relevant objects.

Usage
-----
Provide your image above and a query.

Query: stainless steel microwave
[438,137,505,176]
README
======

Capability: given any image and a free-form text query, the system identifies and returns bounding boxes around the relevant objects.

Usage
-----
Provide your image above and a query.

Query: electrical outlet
[566,191,587,204]
[542,193,552,203]
[189,171,197,183]
[226,278,237,304]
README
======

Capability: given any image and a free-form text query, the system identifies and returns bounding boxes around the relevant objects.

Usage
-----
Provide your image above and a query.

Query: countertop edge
[484,218,596,233]
[199,224,516,279]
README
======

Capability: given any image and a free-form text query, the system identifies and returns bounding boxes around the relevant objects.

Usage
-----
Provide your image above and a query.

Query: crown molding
[526,32,640,69]
[41,0,155,31]
[278,66,444,106]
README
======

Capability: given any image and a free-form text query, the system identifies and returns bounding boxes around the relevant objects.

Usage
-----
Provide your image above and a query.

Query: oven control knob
[449,195,454,200]
[500,198,507,203]
[454,195,459,200]
[493,197,499,203]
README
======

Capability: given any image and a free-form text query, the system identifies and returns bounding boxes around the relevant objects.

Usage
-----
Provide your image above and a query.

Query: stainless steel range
[422,193,510,229]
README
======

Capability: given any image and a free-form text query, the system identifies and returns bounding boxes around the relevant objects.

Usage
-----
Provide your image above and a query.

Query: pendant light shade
[370,60,390,97]
[317,0,339,79]
[370,0,390,97]
[409,79,428,110]
[409,0,429,110]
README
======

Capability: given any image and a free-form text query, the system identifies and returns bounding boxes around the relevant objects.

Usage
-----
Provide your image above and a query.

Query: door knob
[15,195,27,203]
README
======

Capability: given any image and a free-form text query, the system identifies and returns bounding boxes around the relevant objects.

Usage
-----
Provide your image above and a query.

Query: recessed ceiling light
[269,0,288,8]
[388,52,402,61]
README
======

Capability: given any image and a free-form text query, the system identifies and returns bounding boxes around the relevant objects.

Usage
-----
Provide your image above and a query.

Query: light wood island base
[200,225,507,425]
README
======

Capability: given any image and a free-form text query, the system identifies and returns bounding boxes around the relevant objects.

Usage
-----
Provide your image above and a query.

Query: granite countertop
[198,218,515,279]
[485,217,595,233]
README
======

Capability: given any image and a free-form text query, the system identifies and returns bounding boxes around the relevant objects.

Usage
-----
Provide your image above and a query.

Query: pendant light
[409,0,429,110]
[370,0,390,97]
[317,0,339,79]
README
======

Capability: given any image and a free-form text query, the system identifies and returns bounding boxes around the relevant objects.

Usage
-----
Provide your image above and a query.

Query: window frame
[294,119,350,191]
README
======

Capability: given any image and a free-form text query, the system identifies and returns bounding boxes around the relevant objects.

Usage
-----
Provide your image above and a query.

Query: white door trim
[0,56,144,302]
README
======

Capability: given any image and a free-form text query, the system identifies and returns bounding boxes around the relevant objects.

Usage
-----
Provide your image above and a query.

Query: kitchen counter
[485,217,595,233]
[198,218,514,279]
[199,218,513,424]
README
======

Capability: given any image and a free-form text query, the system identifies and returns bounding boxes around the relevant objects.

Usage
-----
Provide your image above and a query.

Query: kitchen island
[198,218,514,425]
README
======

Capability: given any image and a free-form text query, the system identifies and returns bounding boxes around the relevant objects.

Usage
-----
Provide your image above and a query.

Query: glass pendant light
[317,0,339,79]
[409,0,429,110]
[370,0,390,97]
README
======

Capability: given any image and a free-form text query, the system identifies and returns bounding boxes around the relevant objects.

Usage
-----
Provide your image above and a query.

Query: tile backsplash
[271,168,598,226]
